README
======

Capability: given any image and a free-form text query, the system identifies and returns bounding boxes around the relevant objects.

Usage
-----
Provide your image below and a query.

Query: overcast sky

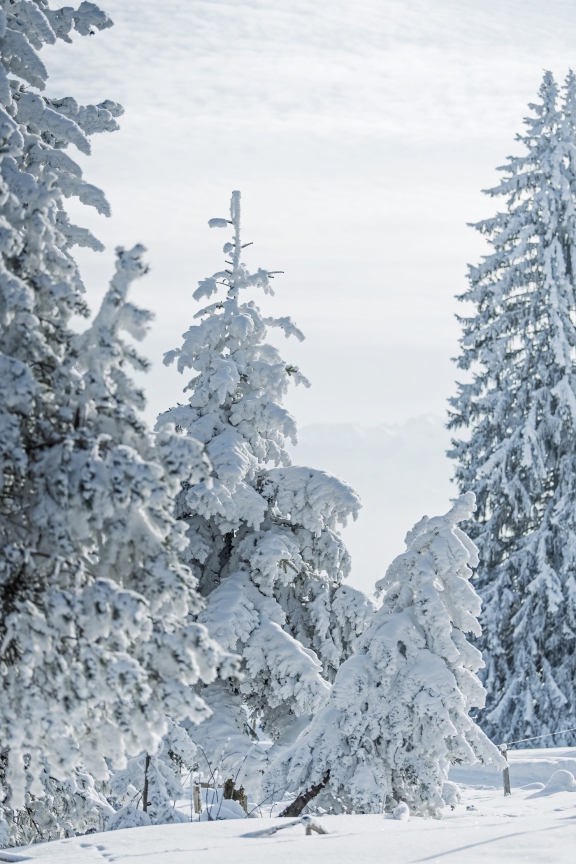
[43,0,576,430]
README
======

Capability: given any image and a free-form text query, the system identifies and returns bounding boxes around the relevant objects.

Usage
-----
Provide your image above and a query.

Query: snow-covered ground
[7,748,576,863]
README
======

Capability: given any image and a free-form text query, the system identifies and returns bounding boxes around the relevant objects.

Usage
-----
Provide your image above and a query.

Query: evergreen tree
[0,2,233,842]
[157,191,374,797]
[265,493,504,818]
[448,71,576,746]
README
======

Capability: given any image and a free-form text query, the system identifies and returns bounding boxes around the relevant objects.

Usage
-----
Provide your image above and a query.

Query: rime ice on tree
[0,3,233,846]
[265,494,505,818]
[157,192,373,795]
[449,71,576,746]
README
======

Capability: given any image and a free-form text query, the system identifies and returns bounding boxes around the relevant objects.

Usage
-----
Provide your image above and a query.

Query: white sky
[43,0,576,429]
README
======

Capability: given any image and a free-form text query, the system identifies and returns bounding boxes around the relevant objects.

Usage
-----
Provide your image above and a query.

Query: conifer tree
[0,2,233,842]
[157,191,374,796]
[449,71,576,745]
[265,494,505,818]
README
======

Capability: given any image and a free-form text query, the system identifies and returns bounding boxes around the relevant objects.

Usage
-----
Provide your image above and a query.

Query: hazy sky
[43,0,576,429]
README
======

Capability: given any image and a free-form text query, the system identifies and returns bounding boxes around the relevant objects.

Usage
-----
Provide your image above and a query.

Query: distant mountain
[287,415,455,595]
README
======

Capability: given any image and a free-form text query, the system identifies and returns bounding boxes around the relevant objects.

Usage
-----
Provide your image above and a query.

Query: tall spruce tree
[0,2,233,842]
[448,70,576,746]
[157,192,374,797]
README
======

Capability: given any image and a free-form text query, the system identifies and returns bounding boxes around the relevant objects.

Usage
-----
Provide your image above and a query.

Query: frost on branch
[449,70,576,747]
[157,191,370,796]
[265,494,505,818]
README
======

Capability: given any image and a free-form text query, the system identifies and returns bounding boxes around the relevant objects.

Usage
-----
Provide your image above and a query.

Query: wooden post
[501,745,511,796]
[223,778,248,813]
[142,754,151,812]
[193,784,202,814]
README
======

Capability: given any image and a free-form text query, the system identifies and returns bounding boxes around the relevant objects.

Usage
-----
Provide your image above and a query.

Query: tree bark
[279,773,330,817]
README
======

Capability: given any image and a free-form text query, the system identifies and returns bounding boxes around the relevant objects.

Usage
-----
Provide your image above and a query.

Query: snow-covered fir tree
[0,2,234,845]
[157,191,374,797]
[449,71,576,746]
[265,493,505,818]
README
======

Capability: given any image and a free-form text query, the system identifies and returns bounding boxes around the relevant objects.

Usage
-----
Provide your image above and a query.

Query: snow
[9,749,576,863]
[2,6,575,861]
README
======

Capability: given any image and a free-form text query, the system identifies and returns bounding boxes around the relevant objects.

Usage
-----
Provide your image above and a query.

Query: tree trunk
[142,754,151,813]
[279,773,330,817]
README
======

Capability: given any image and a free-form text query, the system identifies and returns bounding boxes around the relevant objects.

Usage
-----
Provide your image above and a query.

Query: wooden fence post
[500,745,511,796]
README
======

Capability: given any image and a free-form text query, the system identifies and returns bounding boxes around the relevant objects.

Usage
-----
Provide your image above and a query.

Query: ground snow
[6,749,575,863]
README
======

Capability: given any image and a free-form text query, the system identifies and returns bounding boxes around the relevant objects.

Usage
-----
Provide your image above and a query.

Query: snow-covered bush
[449,70,576,746]
[0,2,235,844]
[265,493,505,818]
[157,191,373,796]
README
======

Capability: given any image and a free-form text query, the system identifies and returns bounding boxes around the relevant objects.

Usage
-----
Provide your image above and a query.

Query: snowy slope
[288,415,454,594]
[7,749,576,864]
